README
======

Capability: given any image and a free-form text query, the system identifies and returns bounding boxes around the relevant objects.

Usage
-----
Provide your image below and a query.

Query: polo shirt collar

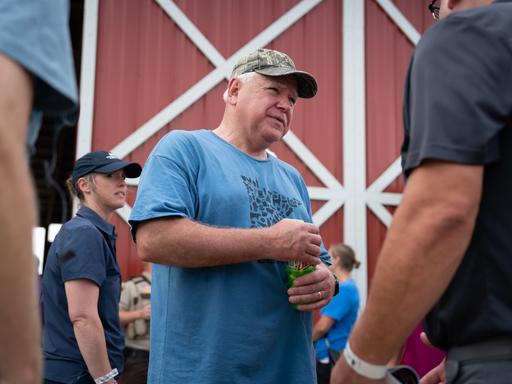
[76,206,116,237]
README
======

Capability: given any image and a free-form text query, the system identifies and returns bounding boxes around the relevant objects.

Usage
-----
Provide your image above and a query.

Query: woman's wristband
[94,368,118,384]
[343,342,387,380]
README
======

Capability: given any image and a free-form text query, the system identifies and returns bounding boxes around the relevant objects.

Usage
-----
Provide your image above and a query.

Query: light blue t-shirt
[315,278,359,360]
[130,130,330,384]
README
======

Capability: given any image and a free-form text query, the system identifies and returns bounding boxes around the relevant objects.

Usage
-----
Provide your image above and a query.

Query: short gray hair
[223,72,256,102]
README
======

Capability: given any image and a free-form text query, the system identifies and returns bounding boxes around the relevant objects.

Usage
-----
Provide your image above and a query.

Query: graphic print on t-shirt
[241,175,302,228]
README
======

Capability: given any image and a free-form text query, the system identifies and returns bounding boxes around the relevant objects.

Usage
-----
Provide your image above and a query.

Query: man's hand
[420,360,446,384]
[330,356,386,384]
[419,332,446,384]
[287,262,334,311]
[267,219,322,266]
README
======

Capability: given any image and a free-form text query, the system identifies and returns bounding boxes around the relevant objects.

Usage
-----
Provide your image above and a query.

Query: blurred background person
[313,243,360,384]
[0,1,77,382]
[119,262,152,384]
[42,151,141,384]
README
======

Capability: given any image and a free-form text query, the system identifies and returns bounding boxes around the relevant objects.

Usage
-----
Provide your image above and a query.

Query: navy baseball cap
[71,151,142,184]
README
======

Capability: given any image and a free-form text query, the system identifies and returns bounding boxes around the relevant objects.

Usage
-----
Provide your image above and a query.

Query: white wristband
[343,342,387,380]
[94,368,118,384]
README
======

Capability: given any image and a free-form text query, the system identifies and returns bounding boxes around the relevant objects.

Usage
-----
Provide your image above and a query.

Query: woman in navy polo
[42,151,141,384]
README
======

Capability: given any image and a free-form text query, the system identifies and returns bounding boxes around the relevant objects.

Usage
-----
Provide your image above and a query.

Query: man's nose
[276,97,293,111]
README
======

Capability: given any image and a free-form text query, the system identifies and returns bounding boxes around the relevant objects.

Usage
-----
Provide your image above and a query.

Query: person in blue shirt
[42,151,141,384]
[129,48,339,384]
[0,2,77,382]
[313,244,360,384]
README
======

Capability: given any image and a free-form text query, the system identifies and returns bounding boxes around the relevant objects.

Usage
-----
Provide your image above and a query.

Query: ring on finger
[317,291,322,300]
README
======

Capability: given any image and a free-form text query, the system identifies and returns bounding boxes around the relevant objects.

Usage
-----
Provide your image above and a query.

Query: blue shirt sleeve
[288,164,331,264]
[59,224,106,286]
[129,131,200,233]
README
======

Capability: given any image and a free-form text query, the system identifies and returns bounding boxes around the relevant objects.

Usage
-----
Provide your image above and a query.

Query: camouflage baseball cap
[230,48,317,98]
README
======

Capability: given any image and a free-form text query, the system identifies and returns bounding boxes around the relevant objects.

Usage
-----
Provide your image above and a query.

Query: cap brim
[254,67,317,98]
[95,161,142,178]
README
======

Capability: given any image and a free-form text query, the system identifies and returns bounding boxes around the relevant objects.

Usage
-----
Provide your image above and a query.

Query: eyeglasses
[428,0,440,21]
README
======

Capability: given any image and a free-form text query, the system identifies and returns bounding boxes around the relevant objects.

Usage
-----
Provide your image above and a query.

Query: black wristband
[332,273,339,296]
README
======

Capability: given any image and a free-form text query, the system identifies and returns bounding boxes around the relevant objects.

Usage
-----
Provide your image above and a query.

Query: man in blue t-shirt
[130,48,339,383]
[332,1,512,384]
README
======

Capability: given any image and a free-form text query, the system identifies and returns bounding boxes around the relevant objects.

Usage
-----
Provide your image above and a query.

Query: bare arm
[331,160,483,383]
[65,279,116,382]
[119,305,150,327]
[136,217,322,267]
[313,315,335,342]
[0,54,41,384]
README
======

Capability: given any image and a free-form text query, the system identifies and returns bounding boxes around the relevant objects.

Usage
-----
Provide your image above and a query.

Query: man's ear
[226,77,241,105]
[446,0,492,12]
[446,0,457,9]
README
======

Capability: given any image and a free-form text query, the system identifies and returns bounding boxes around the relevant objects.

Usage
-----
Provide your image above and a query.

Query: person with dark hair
[332,1,512,383]
[313,244,360,384]
[0,1,77,382]
[42,151,141,384]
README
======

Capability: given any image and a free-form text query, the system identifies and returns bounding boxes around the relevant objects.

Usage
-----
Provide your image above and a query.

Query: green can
[287,262,316,309]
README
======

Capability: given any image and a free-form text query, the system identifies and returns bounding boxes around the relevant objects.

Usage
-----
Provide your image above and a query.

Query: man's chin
[265,127,287,142]
[262,135,283,147]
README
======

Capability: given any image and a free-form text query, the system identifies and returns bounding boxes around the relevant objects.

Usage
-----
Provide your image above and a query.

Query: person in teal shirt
[313,244,360,384]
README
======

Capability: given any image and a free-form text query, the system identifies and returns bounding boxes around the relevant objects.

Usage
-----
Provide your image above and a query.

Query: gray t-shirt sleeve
[402,14,512,175]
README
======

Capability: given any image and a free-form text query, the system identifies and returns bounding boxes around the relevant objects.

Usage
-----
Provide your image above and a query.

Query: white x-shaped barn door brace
[77,0,421,307]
